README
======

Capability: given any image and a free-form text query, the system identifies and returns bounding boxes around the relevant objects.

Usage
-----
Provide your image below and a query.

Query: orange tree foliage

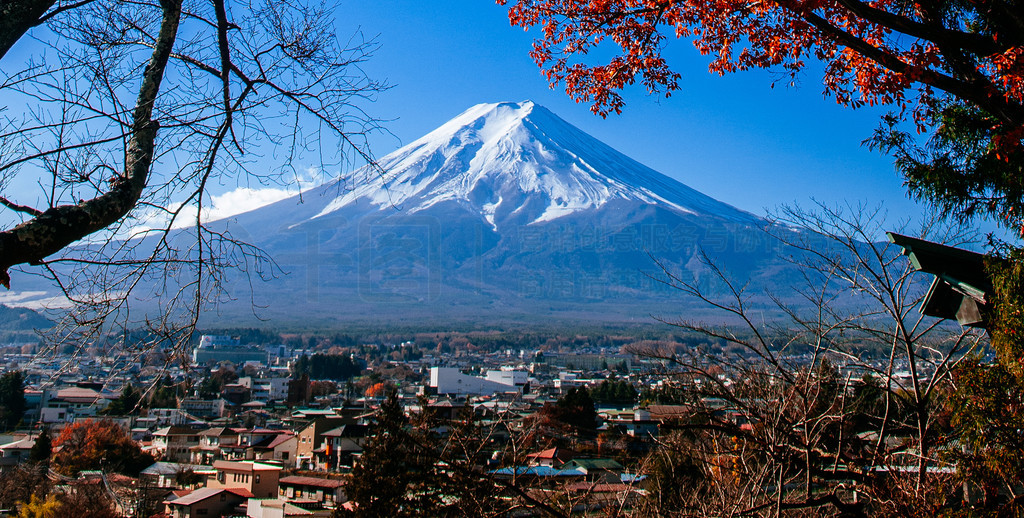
[499,0,1024,231]
[365,382,388,398]
[51,419,153,477]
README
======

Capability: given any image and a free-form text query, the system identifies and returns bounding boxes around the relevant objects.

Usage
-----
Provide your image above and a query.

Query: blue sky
[341,0,928,226]
[0,0,999,241]
[0,0,1006,312]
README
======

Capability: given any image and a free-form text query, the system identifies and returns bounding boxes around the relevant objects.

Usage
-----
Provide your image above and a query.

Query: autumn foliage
[500,0,1024,231]
[51,419,153,477]
[365,382,388,398]
[500,0,1022,117]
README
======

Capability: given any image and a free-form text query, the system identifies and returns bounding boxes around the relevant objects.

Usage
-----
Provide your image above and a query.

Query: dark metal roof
[887,232,992,327]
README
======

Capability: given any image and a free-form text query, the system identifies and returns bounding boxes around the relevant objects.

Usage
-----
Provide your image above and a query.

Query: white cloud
[0,290,71,309]
[127,184,300,237]
[204,186,294,221]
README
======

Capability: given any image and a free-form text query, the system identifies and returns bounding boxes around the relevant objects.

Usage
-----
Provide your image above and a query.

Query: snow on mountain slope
[308,101,759,229]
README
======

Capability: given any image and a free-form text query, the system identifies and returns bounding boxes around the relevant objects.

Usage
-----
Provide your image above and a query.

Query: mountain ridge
[200,101,790,325]
[12,101,797,327]
[242,101,760,234]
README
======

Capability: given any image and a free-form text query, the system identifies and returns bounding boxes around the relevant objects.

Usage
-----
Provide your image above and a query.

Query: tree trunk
[0,0,56,59]
[0,0,183,288]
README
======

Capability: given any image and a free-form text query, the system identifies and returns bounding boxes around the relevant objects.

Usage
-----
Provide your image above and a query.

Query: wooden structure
[887,232,992,327]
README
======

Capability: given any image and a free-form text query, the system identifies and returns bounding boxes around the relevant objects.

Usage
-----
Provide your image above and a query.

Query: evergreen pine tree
[148,376,178,409]
[102,383,142,416]
[345,390,439,517]
[0,371,26,431]
[556,387,598,432]
[28,429,51,465]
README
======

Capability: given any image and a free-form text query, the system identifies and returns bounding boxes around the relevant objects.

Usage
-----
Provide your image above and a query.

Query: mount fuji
[41,100,793,328]
[194,100,792,325]
[302,101,758,229]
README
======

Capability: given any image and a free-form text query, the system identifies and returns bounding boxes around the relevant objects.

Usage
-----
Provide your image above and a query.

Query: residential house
[289,409,337,420]
[239,376,289,402]
[251,432,296,464]
[145,408,193,428]
[23,388,43,422]
[619,408,659,438]
[0,435,37,468]
[140,462,212,489]
[315,425,367,471]
[164,487,253,518]
[278,475,346,509]
[643,404,693,433]
[421,398,473,422]
[192,427,240,464]
[40,386,109,423]
[246,498,319,517]
[525,447,577,468]
[487,465,585,488]
[230,429,291,460]
[560,459,625,483]
[221,383,251,406]
[207,460,282,499]
[152,426,202,462]
[564,481,645,510]
[295,418,349,470]
[181,398,229,420]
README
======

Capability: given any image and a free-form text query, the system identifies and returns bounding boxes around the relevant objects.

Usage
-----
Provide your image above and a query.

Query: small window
[255,475,261,484]
[197,510,209,516]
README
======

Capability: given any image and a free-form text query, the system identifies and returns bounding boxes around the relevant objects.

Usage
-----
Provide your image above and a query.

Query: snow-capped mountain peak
[108,100,797,325]
[311,100,756,229]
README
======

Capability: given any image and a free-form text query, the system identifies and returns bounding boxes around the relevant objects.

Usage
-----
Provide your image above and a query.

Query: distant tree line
[536,387,600,435]
[589,378,637,406]
[102,376,181,415]
[196,367,240,400]
[291,353,363,381]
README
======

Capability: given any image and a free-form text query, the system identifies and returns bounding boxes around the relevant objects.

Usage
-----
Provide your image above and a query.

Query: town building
[164,487,253,518]
[152,426,202,462]
[194,335,269,366]
[207,460,282,499]
[278,475,346,509]
[429,367,529,395]
[295,418,350,470]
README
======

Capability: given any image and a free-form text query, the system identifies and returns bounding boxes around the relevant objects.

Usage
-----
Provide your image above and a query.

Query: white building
[41,386,110,419]
[485,369,529,386]
[145,408,193,427]
[247,498,315,517]
[429,367,528,396]
[240,377,289,402]
[181,398,228,419]
[194,335,268,365]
